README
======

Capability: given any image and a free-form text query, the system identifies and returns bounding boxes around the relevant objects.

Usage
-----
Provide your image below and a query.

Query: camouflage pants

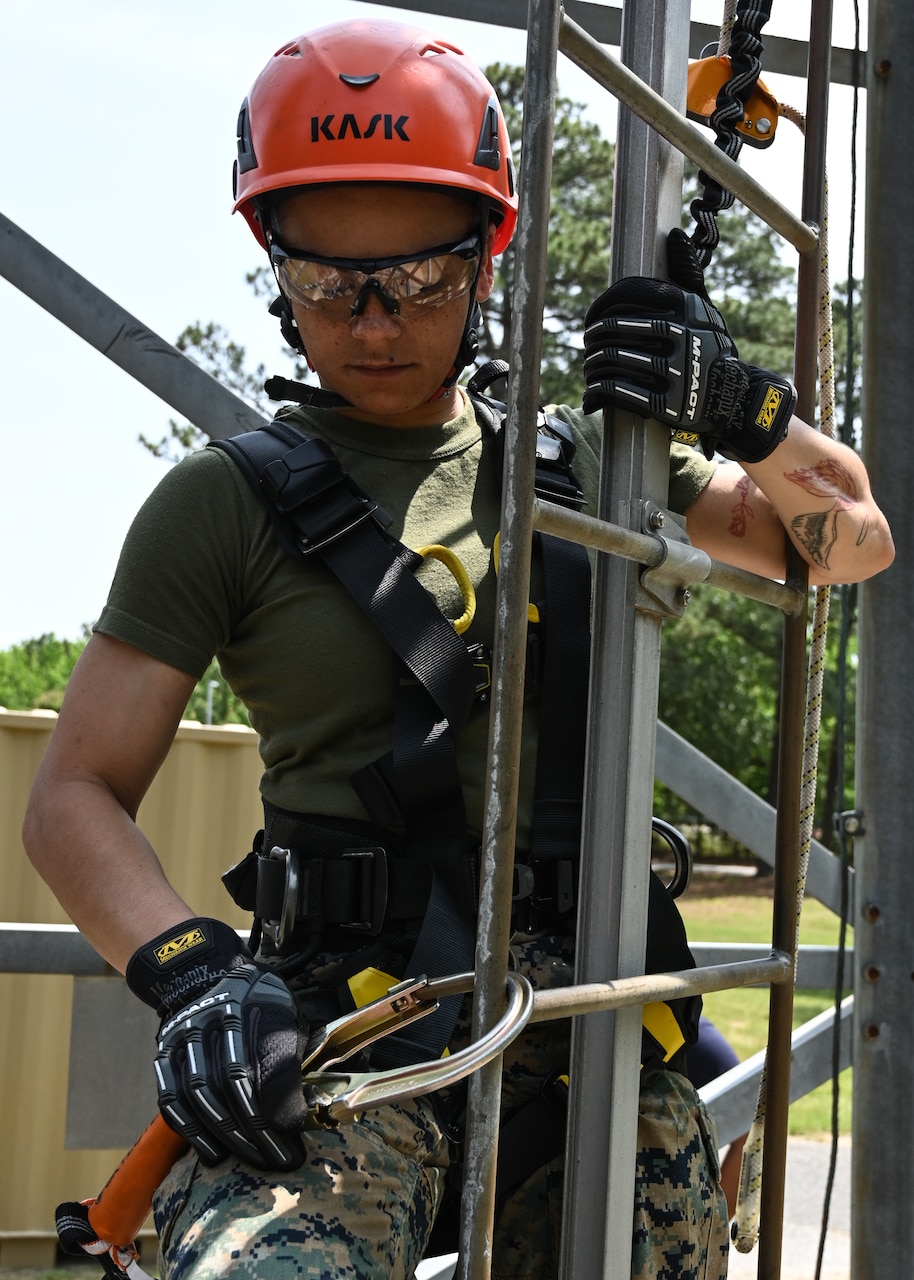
[152,931,728,1279]
[152,1096,449,1280]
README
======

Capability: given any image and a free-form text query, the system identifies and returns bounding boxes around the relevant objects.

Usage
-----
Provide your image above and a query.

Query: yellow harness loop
[493,531,541,624]
[415,544,476,635]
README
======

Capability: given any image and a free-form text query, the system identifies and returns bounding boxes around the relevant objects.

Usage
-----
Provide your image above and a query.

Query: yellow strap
[641,1001,686,1065]
[346,967,449,1058]
[347,966,400,1008]
[414,544,476,634]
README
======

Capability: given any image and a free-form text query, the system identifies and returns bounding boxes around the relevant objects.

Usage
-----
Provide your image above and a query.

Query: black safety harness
[211,372,699,1077]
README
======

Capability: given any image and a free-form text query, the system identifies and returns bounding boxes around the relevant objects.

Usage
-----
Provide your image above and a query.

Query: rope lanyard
[690,0,775,267]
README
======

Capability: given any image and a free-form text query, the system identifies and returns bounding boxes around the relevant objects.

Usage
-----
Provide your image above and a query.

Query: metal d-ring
[301,970,535,1127]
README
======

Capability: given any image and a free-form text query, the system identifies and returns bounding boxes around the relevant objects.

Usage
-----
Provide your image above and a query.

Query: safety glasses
[270,233,482,319]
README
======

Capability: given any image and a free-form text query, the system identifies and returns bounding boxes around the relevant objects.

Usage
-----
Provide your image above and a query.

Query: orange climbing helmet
[233,18,518,255]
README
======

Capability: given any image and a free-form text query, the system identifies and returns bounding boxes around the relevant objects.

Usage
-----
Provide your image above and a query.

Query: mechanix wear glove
[126,917,308,1171]
[582,227,796,463]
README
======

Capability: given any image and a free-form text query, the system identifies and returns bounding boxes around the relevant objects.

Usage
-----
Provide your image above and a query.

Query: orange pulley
[686,55,780,148]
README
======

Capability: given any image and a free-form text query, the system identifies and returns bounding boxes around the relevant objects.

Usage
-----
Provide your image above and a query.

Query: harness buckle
[340,847,389,936]
[260,845,301,951]
[263,437,392,557]
[512,863,535,902]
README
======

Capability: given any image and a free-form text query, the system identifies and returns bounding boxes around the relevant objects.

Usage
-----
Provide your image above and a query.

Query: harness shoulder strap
[210,423,478,1065]
[210,424,477,732]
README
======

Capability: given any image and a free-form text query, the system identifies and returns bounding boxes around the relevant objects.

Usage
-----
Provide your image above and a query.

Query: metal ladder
[456,1,831,1276]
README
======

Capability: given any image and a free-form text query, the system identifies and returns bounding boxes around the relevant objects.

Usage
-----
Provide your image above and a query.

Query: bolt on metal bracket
[638,500,712,617]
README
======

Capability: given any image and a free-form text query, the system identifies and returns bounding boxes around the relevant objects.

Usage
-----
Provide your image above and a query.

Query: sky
[1,0,867,650]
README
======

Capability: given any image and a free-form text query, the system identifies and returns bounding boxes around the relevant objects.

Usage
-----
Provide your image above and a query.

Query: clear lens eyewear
[270,234,482,319]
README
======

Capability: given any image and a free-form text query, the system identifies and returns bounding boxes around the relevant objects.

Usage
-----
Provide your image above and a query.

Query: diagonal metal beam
[0,212,266,441]
[655,721,855,920]
[356,0,867,85]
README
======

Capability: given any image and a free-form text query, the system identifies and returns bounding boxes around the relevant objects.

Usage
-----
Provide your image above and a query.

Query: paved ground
[416,1135,852,1280]
[728,1136,851,1280]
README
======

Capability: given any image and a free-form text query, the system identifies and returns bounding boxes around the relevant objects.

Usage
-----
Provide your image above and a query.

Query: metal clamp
[301,970,535,1128]
[300,974,442,1073]
[639,500,711,617]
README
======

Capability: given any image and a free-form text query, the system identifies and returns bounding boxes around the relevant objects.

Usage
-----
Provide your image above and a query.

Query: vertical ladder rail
[456,2,562,1276]
[757,1,833,1273]
[559,1,691,1276]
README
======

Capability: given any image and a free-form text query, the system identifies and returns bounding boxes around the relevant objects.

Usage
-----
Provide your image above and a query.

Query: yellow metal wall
[0,709,263,1260]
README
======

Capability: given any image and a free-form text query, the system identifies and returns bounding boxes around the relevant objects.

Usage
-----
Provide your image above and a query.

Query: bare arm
[22,633,199,973]
[683,418,895,585]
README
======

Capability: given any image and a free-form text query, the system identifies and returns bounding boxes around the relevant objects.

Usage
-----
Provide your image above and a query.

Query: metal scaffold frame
[452,1,907,1278]
[2,1,912,1278]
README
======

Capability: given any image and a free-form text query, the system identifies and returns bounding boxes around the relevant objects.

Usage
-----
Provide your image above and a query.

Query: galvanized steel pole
[853,0,914,1274]
[456,2,562,1276]
[558,1,690,1276]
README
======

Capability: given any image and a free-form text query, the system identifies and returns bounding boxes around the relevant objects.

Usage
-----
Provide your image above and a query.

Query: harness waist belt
[255,845,432,948]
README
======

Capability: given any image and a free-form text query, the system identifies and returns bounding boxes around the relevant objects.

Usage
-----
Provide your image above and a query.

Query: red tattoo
[784,459,858,510]
[784,458,866,567]
[728,474,754,538]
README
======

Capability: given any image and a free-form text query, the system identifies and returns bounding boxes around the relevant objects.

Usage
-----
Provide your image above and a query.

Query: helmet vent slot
[418,41,461,57]
[473,98,501,172]
[339,73,381,87]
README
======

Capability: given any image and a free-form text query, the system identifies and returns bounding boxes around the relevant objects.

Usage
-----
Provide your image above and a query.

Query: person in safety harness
[24,18,893,1280]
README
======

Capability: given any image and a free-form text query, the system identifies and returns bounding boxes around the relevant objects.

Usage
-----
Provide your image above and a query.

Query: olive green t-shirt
[97,393,715,844]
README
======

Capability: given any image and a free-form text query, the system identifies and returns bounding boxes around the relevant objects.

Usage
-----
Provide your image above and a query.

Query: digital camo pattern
[152,930,727,1278]
[488,933,728,1279]
[152,1096,448,1280]
[632,1069,729,1280]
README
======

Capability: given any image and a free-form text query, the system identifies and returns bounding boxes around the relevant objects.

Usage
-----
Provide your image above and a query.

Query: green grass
[0,1272,105,1279]
[679,892,852,1135]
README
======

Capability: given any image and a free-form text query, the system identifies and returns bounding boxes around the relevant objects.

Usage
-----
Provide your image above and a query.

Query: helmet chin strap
[263,374,352,409]
[265,296,352,408]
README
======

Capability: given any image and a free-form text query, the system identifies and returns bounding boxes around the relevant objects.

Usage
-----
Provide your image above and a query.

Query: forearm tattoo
[785,458,869,569]
[728,474,754,537]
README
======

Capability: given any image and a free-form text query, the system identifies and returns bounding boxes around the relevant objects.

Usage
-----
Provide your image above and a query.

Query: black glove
[126,917,308,1170]
[582,227,796,463]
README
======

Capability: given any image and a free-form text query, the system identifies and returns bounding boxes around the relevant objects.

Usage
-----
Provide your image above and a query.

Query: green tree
[0,633,248,728]
[477,65,615,405]
[657,590,783,807]
[183,660,250,727]
[0,632,88,711]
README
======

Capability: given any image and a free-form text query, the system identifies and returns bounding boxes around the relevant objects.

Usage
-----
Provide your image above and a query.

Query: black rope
[813,5,862,1273]
[690,0,774,267]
